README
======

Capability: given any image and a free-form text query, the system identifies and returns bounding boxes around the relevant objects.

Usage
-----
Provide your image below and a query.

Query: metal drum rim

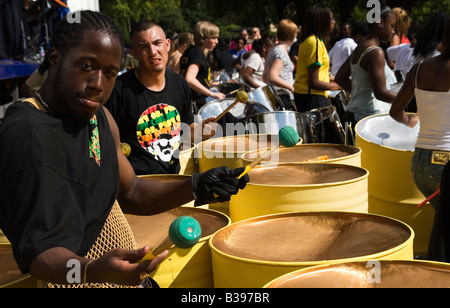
[209,211,414,267]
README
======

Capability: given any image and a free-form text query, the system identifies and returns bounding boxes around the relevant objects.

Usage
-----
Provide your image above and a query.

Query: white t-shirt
[243,52,266,88]
[386,43,415,77]
[329,37,357,76]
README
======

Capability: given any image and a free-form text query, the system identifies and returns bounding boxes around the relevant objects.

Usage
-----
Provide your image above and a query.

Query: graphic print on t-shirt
[137,104,181,163]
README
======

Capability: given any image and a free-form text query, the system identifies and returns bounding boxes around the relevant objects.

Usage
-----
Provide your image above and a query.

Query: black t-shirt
[0,102,119,273]
[180,45,211,101]
[106,69,193,175]
[213,49,234,75]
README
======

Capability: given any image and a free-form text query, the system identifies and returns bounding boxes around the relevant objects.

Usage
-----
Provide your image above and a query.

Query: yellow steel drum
[196,134,275,173]
[209,212,414,288]
[264,260,450,288]
[0,243,37,288]
[126,207,230,288]
[197,134,279,215]
[0,229,7,244]
[229,163,369,222]
[355,114,435,256]
[178,143,197,175]
[242,143,361,167]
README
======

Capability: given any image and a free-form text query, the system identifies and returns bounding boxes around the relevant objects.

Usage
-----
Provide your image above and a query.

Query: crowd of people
[0,2,449,288]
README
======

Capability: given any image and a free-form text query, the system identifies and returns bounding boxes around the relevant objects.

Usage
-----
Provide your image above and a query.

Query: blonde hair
[393,7,410,41]
[277,19,298,42]
[179,32,194,47]
[193,21,219,46]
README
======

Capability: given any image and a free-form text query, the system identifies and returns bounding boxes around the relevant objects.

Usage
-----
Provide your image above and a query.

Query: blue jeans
[411,148,445,209]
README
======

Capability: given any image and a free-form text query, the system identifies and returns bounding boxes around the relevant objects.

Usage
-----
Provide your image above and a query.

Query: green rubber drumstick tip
[169,216,202,248]
[278,126,300,148]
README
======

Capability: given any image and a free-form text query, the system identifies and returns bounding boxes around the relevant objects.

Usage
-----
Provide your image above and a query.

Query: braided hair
[39,10,124,74]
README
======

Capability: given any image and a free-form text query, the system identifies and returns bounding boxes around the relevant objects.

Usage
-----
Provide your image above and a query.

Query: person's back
[414,53,450,151]
[346,44,395,121]
[329,37,357,76]
[335,6,397,125]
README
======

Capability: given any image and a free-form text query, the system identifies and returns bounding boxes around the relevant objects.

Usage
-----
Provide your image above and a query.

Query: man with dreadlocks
[0,10,249,288]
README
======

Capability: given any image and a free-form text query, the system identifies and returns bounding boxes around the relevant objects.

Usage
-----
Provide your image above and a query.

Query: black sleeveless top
[0,102,119,273]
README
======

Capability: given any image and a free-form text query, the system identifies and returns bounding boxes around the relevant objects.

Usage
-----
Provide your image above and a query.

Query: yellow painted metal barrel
[196,134,279,215]
[264,260,450,288]
[242,143,361,167]
[126,207,230,288]
[355,114,435,256]
[229,163,369,222]
[196,134,275,173]
[209,212,414,288]
[178,143,197,175]
[0,243,37,288]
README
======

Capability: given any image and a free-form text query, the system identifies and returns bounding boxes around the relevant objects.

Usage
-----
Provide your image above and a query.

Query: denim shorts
[411,148,446,209]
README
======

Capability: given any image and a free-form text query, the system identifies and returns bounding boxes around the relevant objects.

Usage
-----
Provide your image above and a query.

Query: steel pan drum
[197,134,274,173]
[247,85,280,112]
[355,114,435,256]
[1,243,37,288]
[243,111,313,144]
[242,143,361,167]
[229,163,369,222]
[125,207,230,288]
[303,105,346,144]
[206,82,251,103]
[209,211,414,288]
[177,143,197,175]
[0,229,7,244]
[197,134,275,215]
[264,260,450,288]
[198,98,269,122]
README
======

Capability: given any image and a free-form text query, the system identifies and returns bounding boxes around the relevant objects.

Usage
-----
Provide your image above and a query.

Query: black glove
[191,166,250,206]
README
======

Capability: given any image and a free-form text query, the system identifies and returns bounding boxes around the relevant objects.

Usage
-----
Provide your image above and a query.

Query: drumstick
[237,126,300,179]
[417,187,441,208]
[213,91,249,123]
[138,216,202,262]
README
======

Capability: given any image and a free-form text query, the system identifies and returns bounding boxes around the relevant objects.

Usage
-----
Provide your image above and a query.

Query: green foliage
[100,0,180,44]
[410,0,450,25]
[99,0,448,44]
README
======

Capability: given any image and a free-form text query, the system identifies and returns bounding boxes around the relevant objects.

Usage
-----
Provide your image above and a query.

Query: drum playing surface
[125,207,229,248]
[205,134,273,152]
[211,212,412,263]
[248,164,366,186]
[265,260,450,288]
[243,144,360,165]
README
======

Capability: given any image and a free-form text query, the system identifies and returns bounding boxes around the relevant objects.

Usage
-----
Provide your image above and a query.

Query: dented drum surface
[125,207,230,288]
[264,260,450,288]
[229,163,369,222]
[242,143,361,167]
[209,212,414,288]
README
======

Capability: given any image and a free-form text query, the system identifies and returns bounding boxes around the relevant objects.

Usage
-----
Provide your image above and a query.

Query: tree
[100,0,181,43]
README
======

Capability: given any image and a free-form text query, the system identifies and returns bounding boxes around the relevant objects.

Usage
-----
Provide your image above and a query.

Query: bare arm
[29,245,167,286]
[390,64,419,127]
[265,59,294,93]
[364,48,397,103]
[240,66,261,89]
[335,56,352,93]
[308,65,342,91]
[104,107,194,215]
[185,63,225,100]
